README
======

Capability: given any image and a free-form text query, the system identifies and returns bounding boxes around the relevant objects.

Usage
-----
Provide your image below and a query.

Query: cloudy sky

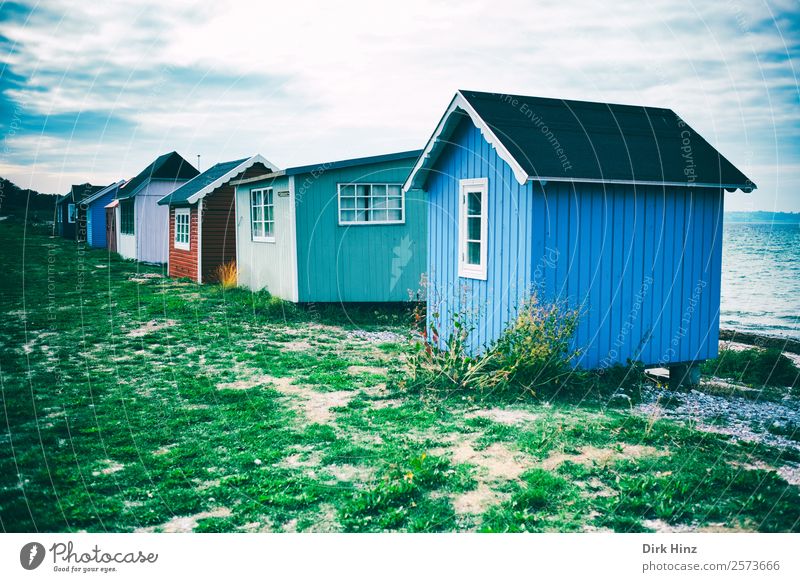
[0,0,797,210]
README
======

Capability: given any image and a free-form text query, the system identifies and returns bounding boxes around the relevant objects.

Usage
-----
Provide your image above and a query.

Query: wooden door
[106,207,117,252]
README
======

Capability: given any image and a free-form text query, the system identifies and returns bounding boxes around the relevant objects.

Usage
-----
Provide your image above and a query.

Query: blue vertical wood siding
[86,190,117,248]
[425,117,724,368]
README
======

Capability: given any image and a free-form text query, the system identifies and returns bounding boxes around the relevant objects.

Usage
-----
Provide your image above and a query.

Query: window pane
[467,241,481,265]
[356,210,368,222]
[467,191,481,215]
[252,190,261,206]
[340,197,355,209]
[265,190,273,205]
[371,184,386,198]
[253,205,262,222]
[387,185,401,197]
[356,185,370,198]
[468,216,481,241]
[388,196,402,209]
[372,196,387,210]
[372,209,388,222]
[388,209,402,221]
[341,210,355,222]
[341,185,355,197]
[356,196,369,209]
[253,222,263,238]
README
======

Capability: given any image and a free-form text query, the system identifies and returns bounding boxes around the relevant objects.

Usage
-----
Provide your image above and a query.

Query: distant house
[232,150,427,302]
[406,90,755,376]
[113,152,199,263]
[157,155,277,283]
[55,183,104,240]
[81,180,125,249]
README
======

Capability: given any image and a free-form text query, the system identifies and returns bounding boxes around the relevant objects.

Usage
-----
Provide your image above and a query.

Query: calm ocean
[721,222,800,340]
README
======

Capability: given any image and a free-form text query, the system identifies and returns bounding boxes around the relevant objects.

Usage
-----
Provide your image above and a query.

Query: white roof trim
[229,170,287,186]
[404,91,755,193]
[404,91,528,192]
[82,179,126,205]
[181,155,279,205]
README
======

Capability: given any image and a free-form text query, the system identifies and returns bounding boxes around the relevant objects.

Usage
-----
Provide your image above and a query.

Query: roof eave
[159,154,280,205]
[527,176,756,192]
[403,91,528,192]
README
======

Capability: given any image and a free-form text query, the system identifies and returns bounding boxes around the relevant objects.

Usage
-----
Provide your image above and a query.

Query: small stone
[254,459,262,465]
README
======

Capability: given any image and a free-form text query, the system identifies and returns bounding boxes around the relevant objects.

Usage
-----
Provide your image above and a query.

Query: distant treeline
[725,211,800,224]
[0,177,57,217]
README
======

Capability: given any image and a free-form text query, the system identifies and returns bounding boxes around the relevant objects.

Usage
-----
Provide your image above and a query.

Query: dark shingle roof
[157,158,249,205]
[56,183,105,205]
[117,151,199,199]
[409,90,754,191]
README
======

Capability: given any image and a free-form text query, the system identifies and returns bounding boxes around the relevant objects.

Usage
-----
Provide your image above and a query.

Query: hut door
[106,207,117,252]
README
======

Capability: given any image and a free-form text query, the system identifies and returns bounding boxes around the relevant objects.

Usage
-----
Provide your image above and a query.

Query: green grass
[702,348,799,389]
[0,219,798,533]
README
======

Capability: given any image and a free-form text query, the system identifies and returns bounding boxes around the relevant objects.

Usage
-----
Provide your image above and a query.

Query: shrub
[407,294,581,397]
[215,260,238,289]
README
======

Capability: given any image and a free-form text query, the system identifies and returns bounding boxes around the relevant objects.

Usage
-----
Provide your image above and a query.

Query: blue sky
[0,0,798,211]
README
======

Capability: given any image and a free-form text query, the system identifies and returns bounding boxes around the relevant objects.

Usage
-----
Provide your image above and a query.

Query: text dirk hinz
[643,543,698,554]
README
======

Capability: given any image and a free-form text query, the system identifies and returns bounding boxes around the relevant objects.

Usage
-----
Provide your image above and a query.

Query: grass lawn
[1,219,798,533]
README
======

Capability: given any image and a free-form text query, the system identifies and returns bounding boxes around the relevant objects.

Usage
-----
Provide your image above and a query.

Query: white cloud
[1,0,797,209]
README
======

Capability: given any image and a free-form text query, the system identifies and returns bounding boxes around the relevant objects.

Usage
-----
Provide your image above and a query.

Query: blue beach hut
[405,90,755,377]
[82,180,125,249]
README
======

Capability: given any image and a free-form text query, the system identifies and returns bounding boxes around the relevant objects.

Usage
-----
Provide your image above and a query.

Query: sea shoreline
[719,328,800,355]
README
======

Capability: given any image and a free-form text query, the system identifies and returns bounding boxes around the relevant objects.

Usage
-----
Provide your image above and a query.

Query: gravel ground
[635,384,800,453]
[346,329,406,343]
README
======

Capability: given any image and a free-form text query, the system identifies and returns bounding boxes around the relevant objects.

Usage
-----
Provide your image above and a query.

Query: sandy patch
[540,444,664,471]
[92,459,124,476]
[217,374,283,390]
[152,444,177,456]
[347,365,389,376]
[136,507,231,533]
[282,340,312,352]
[127,319,176,338]
[466,408,539,425]
[452,483,511,515]
[269,378,354,424]
[449,441,532,481]
[195,479,221,491]
[326,464,375,483]
[278,449,323,469]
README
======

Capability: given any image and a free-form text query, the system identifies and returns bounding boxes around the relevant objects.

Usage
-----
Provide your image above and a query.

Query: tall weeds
[407,294,581,397]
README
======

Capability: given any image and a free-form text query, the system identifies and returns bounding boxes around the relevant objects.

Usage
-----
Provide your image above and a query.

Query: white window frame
[458,178,488,280]
[174,208,191,251]
[337,183,405,225]
[67,203,76,223]
[250,187,275,243]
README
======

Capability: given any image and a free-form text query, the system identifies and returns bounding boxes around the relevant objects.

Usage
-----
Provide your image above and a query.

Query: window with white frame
[458,178,488,280]
[250,188,274,241]
[67,203,77,223]
[174,208,190,250]
[338,183,404,225]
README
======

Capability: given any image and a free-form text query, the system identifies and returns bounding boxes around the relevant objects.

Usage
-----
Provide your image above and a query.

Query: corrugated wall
[294,160,428,303]
[136,180,188,264]
[426,118,724,368]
